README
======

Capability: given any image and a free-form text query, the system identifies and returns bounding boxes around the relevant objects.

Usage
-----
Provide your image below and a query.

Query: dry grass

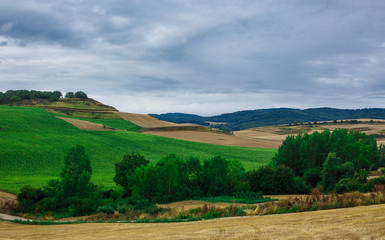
[1,204,385,239]
[116,112,181,128]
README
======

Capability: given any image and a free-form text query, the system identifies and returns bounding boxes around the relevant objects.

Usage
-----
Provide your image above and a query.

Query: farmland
[1,204,384,239]
[0,106,276,193]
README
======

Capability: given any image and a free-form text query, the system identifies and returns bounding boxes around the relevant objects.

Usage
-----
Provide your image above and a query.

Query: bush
[126,196,156,210]
[17,185,46,213]
[97,205,115,215]
[117,204,129,214]
[334,179,363,193]
[365,177,385,192]
[236,208,246,216]
[203,210,221,219]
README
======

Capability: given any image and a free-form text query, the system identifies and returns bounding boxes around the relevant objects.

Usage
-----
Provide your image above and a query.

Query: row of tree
[114,152,309,204]
[272,129,382,191]
[0,90,88,104]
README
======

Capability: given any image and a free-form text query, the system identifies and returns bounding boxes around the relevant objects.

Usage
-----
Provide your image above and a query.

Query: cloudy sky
[1,0,385,115]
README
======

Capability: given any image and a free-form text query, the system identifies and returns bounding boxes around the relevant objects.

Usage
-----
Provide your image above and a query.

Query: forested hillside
[153,108,385,130]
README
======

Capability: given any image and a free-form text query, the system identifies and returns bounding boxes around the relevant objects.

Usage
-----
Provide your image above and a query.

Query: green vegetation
[0,106,276,193]
[272,129,382,192]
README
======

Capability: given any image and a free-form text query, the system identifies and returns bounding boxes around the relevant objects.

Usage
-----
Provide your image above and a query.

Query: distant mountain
[152,108,385,131]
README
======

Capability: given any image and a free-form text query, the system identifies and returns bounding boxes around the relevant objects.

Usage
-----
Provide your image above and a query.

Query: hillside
[153,108,385,130]
[0,106,276,193]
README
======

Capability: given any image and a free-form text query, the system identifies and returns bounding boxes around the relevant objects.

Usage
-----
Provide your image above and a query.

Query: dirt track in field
[58,117,117,131]
[1,204,385,239]
[143,130,278,148]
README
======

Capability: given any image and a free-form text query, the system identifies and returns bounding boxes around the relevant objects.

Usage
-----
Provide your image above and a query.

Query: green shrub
[203,210,221,219]
[117,204,129,214]
[365,177,385,192]
[334,179,363,193]
[97,205,115,215]
[236,208,246,216]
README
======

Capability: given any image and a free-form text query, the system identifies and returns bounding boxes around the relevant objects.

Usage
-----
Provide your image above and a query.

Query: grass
[0,106,276,193]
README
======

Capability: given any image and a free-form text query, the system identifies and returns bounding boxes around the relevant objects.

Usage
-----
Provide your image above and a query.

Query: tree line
[0,90,88,104]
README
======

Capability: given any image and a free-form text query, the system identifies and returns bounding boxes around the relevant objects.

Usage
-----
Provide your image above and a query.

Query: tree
[202,156,230,196]
[65,92,75,98]
[321,152,354,191]
[74,91,88,99]
[113,152,149,196]
[60,145,94,200]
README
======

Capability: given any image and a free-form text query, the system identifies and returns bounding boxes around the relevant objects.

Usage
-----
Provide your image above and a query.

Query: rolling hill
[152,108,385,130]
[0,105,276,193]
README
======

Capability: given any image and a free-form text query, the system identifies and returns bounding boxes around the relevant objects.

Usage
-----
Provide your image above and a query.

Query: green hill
[0,106,276,193]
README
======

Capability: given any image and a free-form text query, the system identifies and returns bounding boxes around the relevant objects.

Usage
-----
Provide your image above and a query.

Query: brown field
[235,119,385,148]
[143,130,277,148]
[116,112,181,128]
[0,204,384,239]
[57,117,117,131]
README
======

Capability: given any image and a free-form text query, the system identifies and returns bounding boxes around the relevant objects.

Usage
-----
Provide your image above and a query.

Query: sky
[1,0,385,116]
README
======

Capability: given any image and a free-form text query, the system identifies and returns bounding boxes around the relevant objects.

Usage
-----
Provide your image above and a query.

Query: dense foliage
[0,90,62,103]
[272,129,381,191]
[153,108,385,130]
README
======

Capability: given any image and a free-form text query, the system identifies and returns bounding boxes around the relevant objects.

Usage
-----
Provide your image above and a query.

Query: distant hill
[152,108,385,131]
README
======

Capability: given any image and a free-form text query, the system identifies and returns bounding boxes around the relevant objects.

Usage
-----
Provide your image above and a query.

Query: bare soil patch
[58,117,117,131]
[1,204,385,239]
[143,130,278,148]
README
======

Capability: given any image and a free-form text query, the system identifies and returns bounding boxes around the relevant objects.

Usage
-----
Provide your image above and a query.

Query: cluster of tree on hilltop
[0,90,88,104]
[153,108,385,130]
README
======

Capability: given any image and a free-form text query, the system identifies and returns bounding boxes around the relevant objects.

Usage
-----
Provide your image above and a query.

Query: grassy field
[0,106,276,193]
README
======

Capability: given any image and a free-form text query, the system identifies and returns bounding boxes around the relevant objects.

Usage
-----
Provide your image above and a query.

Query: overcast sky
[1,0,385,116]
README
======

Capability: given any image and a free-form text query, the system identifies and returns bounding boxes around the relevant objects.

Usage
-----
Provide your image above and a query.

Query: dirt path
[1,204,384,239]
[58,117,117,131]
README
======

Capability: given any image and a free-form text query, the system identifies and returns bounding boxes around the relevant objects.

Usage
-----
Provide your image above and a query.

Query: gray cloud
[1,0,385,115]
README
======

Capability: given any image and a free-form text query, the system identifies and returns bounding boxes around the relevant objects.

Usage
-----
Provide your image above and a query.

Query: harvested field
[116,112,181,128]
[1,204,385,239]
[57,117,117,131]
[235,119,385,148]
[143,131,277,148]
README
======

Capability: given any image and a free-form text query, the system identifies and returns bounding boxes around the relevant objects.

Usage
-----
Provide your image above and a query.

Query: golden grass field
[116,112,180,128]
[1,204,385,239]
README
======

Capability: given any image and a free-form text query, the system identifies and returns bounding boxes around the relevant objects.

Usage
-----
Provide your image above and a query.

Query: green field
[0,106,276,193]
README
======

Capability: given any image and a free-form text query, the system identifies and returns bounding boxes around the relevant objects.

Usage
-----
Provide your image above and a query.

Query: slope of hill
[153,108,385,130]
[0,106,276,193]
